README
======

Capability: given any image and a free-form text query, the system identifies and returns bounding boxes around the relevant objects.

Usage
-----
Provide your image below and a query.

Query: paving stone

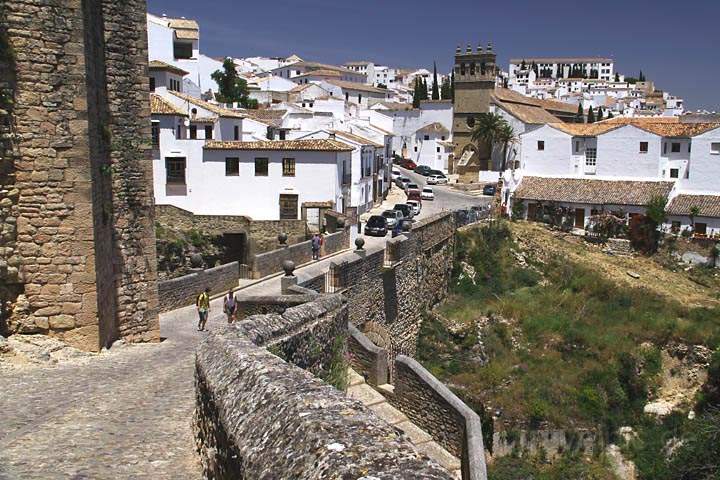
[415,441,462,472]
[395,419,434,444]
[346,383,387,406]
[369,401,409,426]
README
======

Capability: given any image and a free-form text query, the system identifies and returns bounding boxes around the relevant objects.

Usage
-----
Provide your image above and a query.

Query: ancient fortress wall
[194,293,455,479]
[0,0,159,350]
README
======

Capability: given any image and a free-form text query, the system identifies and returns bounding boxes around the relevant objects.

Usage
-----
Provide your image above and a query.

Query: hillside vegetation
[417,220,720,479]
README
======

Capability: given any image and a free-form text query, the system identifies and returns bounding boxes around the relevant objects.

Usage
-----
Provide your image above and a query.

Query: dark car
[393,203,413,219]
[429,169,446,178]
[364,215,388,237]
[483,184,497,196]
[414,165,432,176]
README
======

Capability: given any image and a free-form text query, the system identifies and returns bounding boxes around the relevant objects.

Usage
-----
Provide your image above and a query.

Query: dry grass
[512,222,720,309]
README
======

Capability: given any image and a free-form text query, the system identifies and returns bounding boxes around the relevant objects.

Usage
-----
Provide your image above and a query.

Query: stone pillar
[1,0,159,351]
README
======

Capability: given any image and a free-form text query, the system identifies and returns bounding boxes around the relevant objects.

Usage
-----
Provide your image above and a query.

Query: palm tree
[470,113,515,171]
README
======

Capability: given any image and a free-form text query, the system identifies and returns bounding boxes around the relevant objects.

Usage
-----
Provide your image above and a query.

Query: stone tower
[0,0,160,351]
[451,42,497,179]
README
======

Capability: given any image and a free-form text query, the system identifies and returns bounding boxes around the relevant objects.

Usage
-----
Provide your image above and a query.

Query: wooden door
[527,203,537,221]
[574,208,585,228]
[279,194,298,220]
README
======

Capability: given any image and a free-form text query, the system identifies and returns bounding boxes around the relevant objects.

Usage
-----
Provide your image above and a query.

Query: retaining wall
[252,229,348,279]
[158,262,238,313]
[194,294,454,479]
[347,326,487,480]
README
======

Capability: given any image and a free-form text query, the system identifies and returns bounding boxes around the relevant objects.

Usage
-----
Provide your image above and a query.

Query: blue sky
[147,0,720,110]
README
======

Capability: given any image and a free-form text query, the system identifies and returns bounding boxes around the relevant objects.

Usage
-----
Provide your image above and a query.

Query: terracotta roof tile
[326,80,390,95]
[667,194,720,218]
[415,122,450,135]
[204,139,353,152]
[514,176,674,206]
[241,109,287,127]
[150,94,187,116]
[495,101,560,124]
[330,130,384,148]
[168,91,245,118]
[148,60,188,76]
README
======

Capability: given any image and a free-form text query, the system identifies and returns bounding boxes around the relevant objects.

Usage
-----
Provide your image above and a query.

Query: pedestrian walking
[196,287,211,331]
[311,233,321,260]
[223,290,237,324]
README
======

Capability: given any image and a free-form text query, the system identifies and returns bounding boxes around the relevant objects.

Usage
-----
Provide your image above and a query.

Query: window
[423,135,430,141]
[165,157,186,184]
[282,158,295,177]
[204,125,213,140]
[225,157,239,176]
[671,221,681,233]
[436,147,441,153]
[537,141,545,151]
[466,116,475,128]
[671,142,681,153]
[149,77,155,92]
[585,147,597,166]
[663,143,667,154]
[279,130,286,140]
[414,146,418,152]
[639,141,648,153]
[173,42,192,59]
[234,125,240,141]
[176,125,182,139]
[151,122,160,148]
[575,141,580,153]
[189,125,197,140]
[279,194,298,220]
[441,136,445,141]
[254,158,268,176]
[695,223,707,235]
[670,168,679,178]
[711,143,720,154]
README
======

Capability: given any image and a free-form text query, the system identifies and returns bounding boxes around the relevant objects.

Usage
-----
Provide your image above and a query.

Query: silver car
[382,209,403,228]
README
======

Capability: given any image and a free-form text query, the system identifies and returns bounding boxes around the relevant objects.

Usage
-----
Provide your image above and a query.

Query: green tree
[470,113,514,171]
[422,77,429,100]
[412,77,422,108]
[450,71,455,101]
[576,103,584,123]
[211,58,257,108]
[689,205,701,231]
[614,72,620,82]
[639,70,646,82]
[431,61,440,100]
[608,110,614,119]
[440,76,451,100]
[597,107,604,121]
[587,105,596,123]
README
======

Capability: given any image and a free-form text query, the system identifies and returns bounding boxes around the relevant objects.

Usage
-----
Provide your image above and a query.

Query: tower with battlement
[451,42,498,179]
[0,0,159,351]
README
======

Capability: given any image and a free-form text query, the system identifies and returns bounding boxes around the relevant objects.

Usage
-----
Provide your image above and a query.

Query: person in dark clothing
[311,233,321,260]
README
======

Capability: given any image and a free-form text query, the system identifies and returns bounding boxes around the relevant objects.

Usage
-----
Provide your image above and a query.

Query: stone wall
[234,293,317,320]
[155,204,308,258]
[347,326,487,480]
[1,0,159,351]
[252,229,348,279]
[194,293,454,479]
[157,262,239,313]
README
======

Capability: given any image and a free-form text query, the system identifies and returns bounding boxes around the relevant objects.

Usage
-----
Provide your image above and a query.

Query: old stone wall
[252,229,348,279]
[155,204,308,258]
[157,262,239,313]
[194,294,454,479]
[1,0,159,350]
[234,293,316,320]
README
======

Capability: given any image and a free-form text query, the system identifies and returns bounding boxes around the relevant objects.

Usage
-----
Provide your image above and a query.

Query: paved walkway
[0,304,233,480]
[346,369,461,478]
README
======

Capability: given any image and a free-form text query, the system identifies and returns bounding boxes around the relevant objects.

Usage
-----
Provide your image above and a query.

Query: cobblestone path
[0,303,228,480]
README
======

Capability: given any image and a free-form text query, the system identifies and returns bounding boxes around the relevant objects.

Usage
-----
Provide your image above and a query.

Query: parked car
[382,209,403,228]
[398,176,410,190]
[427,174,447,185]
[483,184,497,196]
[407,200,421,216]
[406,182,420,193]
[391,168,401,181]
[394,203,413,219]
[421,187,434,200]
[407,188,422,203]
[364,215,388,237]
[429,169,446,178]
[414,165,432,176]
[402,159,417,170]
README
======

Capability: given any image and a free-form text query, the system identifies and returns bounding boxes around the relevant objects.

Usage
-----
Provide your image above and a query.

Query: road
[395,166,492,218]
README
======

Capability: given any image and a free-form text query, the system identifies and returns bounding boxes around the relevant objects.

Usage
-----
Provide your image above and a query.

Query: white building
[509,56,614,82]
[409,123,452,172]
[344,61,398,87]
[270,61,366,84]
[507,117,720,235]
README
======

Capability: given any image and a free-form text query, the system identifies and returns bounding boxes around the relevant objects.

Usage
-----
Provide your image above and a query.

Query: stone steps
[347,369,462,478]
